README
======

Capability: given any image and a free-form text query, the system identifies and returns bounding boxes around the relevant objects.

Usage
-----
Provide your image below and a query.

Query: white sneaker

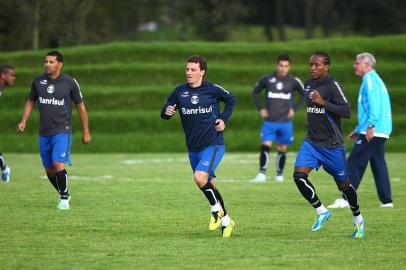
[380,203,393,208]
[327,198,349,208]
[250,173,266,183]
[275,175,284,182]
[1,166,10,182]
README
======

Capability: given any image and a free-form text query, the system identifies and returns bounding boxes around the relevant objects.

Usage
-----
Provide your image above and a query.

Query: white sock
[211,202,222,213]
[316,205,328,215]
[220,215,231,227]
[354,215,363,224]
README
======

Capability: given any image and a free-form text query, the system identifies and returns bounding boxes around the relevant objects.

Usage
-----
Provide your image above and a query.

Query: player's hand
[16,122,26,133]
[259,109,269,118]
[348,130,357,141]
[287,108,295,119]
[366,127,374,142]
[165,104,177,116]
[215,119,225,132]
[82,131,92,144]
[311,90,326,106]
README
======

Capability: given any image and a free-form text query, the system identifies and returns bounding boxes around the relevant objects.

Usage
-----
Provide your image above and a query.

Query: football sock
[293,172,322,208]
[213,185,227,216]
[276,151,286,175]
[55,169,69,200]
[47,173,59,192]
[354,214,363,224]
[259,145,270,174]
[316,205,328,215]
[342,184,361,217]
[200,181,218,206]
[0,153,6,171]
[221,215,231,227]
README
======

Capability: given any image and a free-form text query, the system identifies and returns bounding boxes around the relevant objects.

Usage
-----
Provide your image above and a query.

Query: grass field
[0,152,404,270]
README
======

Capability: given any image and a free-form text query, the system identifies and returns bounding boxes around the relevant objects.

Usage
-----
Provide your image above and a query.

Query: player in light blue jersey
[329,53,393,209]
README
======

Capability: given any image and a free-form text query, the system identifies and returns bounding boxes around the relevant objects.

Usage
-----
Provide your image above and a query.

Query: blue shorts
[261,120,293,145]
[294,140,347,181]
[39,133,72,169]
[188,145,225,181]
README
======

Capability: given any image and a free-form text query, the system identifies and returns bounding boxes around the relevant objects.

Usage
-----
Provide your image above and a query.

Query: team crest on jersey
[47,84,55,94]
[181,91,189,97]
[269,77,276,83]
[276,82,284,90]
[191,94,199,104]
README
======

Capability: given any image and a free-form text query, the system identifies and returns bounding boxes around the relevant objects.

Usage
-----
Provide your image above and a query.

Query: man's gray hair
[356,52,376,68]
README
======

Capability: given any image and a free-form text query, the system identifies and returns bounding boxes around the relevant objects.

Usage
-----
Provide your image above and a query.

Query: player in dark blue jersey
[16,51,91,210]
[251,54,305,183]
[293,52,364,238]
[161,55,236,237]
[0,65,16,182]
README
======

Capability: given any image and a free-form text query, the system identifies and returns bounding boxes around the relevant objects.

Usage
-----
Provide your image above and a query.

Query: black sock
[55,170,69,200]
[342,184,361,216]
[200,181,218,206]
[47,173,59,192]
[213,186,227,216]
[293,172,321,208]
[0,153,6,171]
[276,151,286,175]
[259,145,270,174]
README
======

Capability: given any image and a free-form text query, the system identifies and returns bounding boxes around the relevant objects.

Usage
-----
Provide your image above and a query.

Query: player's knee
[336,178,350,191]
[194,171,209,187]
[293,171,308,182]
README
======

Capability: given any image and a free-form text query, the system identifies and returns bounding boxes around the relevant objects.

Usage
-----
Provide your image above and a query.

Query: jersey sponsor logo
[276,82,284,90]
[47,84,55,94]
[307,106,325,114]
[39,97,65,106]
[181,105,213,115]
[40,80,47,85]
[269,77,276,83]
[191,94,199,104]
[268,91,291,100]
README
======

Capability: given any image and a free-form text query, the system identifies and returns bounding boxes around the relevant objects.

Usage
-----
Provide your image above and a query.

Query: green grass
[0,153,405,269]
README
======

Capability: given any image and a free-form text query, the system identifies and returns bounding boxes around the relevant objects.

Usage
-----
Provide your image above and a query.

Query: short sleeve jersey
[29,73,83,136]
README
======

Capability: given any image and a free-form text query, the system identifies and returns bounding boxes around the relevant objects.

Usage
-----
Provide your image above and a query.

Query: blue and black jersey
[29,73,83,136]
[303,75,351,148]
[161,81,236,151]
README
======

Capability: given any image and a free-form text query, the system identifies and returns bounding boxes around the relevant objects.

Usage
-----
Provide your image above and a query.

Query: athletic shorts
[261,120,293,145]
[294,139,347,181]
[188,145,225,181]
[39,132,72,169]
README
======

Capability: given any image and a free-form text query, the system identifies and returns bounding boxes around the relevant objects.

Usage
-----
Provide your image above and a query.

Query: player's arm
[161,89,178,120]
[214,84,236,131]
[76,102,91,144]
[17,81,37,133]
[292,77,306,112]
[252,77,267,117]
[16,100,35,133]
[312,82,351,119]
[364,77,380,128]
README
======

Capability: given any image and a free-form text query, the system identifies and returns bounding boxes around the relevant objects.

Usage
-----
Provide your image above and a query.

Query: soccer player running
[251,54,305,183]
[161,55,236,238]
[293,52,364,238]
[16,51,91,210]
[0,65,16,182]
[328,53,393,209]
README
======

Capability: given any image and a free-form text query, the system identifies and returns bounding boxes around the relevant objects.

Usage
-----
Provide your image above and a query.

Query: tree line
[0,0,405,51]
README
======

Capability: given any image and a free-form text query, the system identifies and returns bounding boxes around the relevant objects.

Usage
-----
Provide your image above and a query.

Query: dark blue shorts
[188,145,225,181]
[260,120,293,145]
[39,133,72,169]
[294,140,347,181]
